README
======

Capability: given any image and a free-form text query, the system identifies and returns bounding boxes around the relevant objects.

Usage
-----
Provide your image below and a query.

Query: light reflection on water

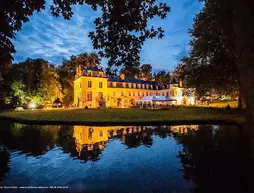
[0,122,253,193]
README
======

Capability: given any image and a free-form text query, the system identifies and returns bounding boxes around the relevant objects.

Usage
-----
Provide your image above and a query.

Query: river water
[0,121,253,193]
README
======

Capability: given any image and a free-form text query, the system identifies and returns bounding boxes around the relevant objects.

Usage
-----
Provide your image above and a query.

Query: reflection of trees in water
[121,128,153,148]
[79,142,106,162]
[0,145,10,181]
[58,125,78,157]
[153,126,172,139]
[0,121,60,156]
[174,125,254,193]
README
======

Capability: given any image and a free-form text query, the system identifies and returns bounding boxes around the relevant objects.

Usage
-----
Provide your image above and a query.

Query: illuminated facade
[74,66,196,108]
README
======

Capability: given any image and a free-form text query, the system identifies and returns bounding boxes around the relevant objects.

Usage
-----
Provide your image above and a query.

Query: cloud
[12,3,98,65]
[12,0,203,71]
[141,0,203,72]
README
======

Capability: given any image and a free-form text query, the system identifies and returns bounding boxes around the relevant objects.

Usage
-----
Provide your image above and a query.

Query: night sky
[12,0,203,72]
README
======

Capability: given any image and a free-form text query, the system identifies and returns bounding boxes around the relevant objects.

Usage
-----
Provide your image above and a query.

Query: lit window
[99,82,103,88]
[99,92,103,100]
[87,92,92,101]
[129,92,131,96]
[113,82,116,87]
[88,81,92,88]
[88,128,93,139]
[99,130,103,137]
[121,91,124,96]
[80,82,81,88]
[113,91,115,96]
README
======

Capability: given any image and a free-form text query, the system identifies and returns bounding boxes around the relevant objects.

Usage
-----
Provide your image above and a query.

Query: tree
[229,0,254,123]
[1,0,170,73]
[153,70,171,86]
[39,64,63,104]
[5,58,62,107]
[140,64,153,80]
[8,80,28,106]
[119,66,140,78]
[177,0,241,107]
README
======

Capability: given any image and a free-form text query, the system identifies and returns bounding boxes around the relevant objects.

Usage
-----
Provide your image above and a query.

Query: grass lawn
[0,107,244,125]
[208,100,238,108]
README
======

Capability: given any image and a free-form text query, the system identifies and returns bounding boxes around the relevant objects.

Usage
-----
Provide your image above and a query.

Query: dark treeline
[0,53,171,109]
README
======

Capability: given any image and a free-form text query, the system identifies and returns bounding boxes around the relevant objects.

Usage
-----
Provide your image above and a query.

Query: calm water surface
[0,121,253,193]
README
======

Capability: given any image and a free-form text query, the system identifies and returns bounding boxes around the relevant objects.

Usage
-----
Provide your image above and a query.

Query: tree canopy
[1,0,170,74]
[5,58,62,107]
[177,0,239,102]
[154,70,171,86]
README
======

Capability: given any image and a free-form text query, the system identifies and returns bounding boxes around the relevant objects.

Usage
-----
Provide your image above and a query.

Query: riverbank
[0,107,245,125]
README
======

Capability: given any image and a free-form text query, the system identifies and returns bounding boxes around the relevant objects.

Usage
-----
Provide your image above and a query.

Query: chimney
[179,80,183,87]
[76,65,82,77]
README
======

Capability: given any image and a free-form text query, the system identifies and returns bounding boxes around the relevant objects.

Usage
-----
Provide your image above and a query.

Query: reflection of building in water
[170,125,198,134]
[73,125,199,161]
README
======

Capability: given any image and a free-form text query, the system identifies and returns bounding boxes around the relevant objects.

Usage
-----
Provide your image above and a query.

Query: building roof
[108,76,158,86]
[86,67,103,72]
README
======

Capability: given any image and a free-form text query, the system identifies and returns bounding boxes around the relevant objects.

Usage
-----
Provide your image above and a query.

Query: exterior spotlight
[28,102,37,110]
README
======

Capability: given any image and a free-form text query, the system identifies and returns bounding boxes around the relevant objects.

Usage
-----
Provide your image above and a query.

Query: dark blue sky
[12,0,203,72]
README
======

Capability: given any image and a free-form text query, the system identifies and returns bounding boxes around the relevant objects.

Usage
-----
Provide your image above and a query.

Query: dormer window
[123,83,126,88]
[129,83,132,88]
[113,82,116,88]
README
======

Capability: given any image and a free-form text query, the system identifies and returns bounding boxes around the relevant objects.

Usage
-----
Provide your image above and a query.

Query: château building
[74,65,196,108]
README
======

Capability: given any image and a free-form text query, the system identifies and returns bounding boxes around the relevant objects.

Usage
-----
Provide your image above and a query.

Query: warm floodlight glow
[28,102,37,109]
[175,96,183,105]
